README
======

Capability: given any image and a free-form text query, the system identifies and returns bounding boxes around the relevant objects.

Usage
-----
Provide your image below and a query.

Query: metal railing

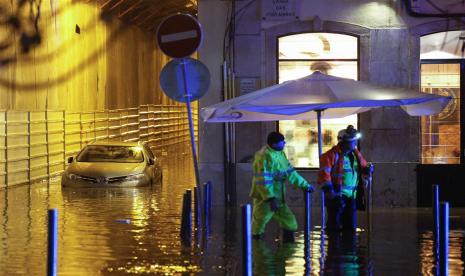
[0,104,197,188]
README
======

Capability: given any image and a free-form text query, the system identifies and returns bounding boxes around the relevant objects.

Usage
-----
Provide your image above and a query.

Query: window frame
[276,32,361,170]
[420,59,465,165]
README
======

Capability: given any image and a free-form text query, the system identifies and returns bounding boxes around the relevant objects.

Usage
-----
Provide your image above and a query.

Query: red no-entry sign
[156,13,203,58]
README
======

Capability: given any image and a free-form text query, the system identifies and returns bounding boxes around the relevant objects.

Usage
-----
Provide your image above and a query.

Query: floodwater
[0,152,464,275]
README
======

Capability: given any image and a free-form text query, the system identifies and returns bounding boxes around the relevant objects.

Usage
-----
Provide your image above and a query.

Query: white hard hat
[337,125,361,142]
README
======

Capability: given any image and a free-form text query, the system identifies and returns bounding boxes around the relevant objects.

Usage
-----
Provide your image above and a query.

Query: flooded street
[0,151,464,275]
[0,152,202,275]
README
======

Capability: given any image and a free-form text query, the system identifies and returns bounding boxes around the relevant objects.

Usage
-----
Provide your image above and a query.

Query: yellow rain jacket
[250,146,310,201]
[250,145,312,235]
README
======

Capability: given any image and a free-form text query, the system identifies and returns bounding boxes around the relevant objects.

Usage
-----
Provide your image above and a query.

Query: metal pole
[241,204,252,276]
[180,192,187,242]
[319,224,326,272]
[207,182,214,235]
[316,110,325,231]
[186,189,192,245]
[433,184,440,275]
[432,185,440,243]
[366,179,370,232]
[367,165,374,233]
[320,190,325,230]
[222,62,231,206]
[48,209,58,276]
[316,110,323,157]
[304,190,311,241]
[203,182,210,229]
[439,202,449,276]
[208,181,212,211]
[181,58,202,214]
[180,190,192,246]
[194,187,201,246]
[304,191,311,273]
[194,187,201,231]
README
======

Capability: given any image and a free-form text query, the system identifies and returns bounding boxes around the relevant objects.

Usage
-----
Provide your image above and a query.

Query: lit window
[420,63,461,164]
[278,33,359,168]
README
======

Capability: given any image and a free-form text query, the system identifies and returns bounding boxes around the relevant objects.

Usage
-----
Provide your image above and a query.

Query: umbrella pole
[316,110,324,230]
[316,110,323,157]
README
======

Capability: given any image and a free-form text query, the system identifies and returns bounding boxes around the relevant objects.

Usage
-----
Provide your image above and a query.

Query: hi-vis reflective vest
[317,144,368,196]
[249,145,310,201]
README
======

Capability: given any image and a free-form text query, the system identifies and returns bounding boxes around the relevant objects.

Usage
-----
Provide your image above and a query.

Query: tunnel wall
[0,1,198,188]
[0,0,178,110]
[0,105,196,188]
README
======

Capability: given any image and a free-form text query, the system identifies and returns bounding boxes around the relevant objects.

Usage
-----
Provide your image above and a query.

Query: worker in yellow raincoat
[249,131,314,242]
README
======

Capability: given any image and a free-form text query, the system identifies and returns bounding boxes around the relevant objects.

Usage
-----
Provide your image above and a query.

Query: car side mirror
[148,158,154,165]
[67,156,74,164]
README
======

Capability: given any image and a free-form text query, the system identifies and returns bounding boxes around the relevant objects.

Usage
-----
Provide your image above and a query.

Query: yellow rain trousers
[249,146,311,235]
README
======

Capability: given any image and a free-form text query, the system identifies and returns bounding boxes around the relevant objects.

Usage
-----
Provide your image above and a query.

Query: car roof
[87,141,144,147]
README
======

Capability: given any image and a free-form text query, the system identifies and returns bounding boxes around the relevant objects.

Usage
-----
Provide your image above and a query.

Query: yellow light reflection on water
[419,230,465,275]
[130,189,150,228]
[108,264,201,274]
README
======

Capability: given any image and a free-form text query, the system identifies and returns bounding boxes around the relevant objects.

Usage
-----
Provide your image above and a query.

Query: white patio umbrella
[201,71,451,227]
[201,71,451,155]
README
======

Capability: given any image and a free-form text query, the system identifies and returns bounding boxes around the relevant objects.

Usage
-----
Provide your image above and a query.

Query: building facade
[198,0,465,207]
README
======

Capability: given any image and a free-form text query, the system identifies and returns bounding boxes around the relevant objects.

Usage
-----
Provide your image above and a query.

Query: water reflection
[323,231,369,275]
[0,151,201,275]
[0,151,464,275]
[253,239,298,275]
[420,230,465,276]
[250,229,371,275]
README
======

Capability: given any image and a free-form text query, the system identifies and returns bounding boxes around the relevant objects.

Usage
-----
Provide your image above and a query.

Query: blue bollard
[180,190,192,246]
[202,184,206,228]
[180,192,187,241]
[432,184,440,274]
[439,202,449,276]
[432,185,440,243]
[194,187,201,231]
[48,209,58,276]
[304,190,312,240]
[185,190,192,244]
[241,204,252,276]
[321,190,325,231]
[193,187,202,246]
[304,190,312,272]
[208,181,212,211]
[203,181,212,228]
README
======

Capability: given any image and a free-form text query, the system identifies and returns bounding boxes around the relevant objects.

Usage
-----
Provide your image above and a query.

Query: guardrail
[0,104,198,188]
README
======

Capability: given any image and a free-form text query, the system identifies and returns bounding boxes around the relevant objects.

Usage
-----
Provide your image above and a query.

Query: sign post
[182,61,200,192]
[157,14,208,227]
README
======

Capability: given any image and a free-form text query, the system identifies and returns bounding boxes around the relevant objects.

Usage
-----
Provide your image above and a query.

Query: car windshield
[76,145,144,163]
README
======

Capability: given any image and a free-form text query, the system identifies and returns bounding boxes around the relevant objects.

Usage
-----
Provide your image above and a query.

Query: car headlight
[124,173,146,182]
[65,172,79,180]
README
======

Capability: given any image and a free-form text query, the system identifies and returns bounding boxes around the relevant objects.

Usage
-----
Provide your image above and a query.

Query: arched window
[278,33,359,168]
[420,31,462,164]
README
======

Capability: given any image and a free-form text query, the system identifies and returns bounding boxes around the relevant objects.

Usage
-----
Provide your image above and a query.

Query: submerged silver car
[62,141,162,187]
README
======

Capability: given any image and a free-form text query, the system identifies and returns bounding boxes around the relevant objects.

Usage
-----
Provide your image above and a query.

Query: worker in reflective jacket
[250,131,314,242]
[318,125,372,231]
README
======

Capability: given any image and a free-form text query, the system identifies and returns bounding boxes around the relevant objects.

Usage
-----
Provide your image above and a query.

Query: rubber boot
[282,229,295,243]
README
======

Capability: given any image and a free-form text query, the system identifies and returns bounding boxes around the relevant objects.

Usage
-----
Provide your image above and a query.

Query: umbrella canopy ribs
[201,71,451,123]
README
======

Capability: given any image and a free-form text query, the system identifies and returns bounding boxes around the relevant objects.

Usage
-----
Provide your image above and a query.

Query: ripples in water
[0,153,464,275]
